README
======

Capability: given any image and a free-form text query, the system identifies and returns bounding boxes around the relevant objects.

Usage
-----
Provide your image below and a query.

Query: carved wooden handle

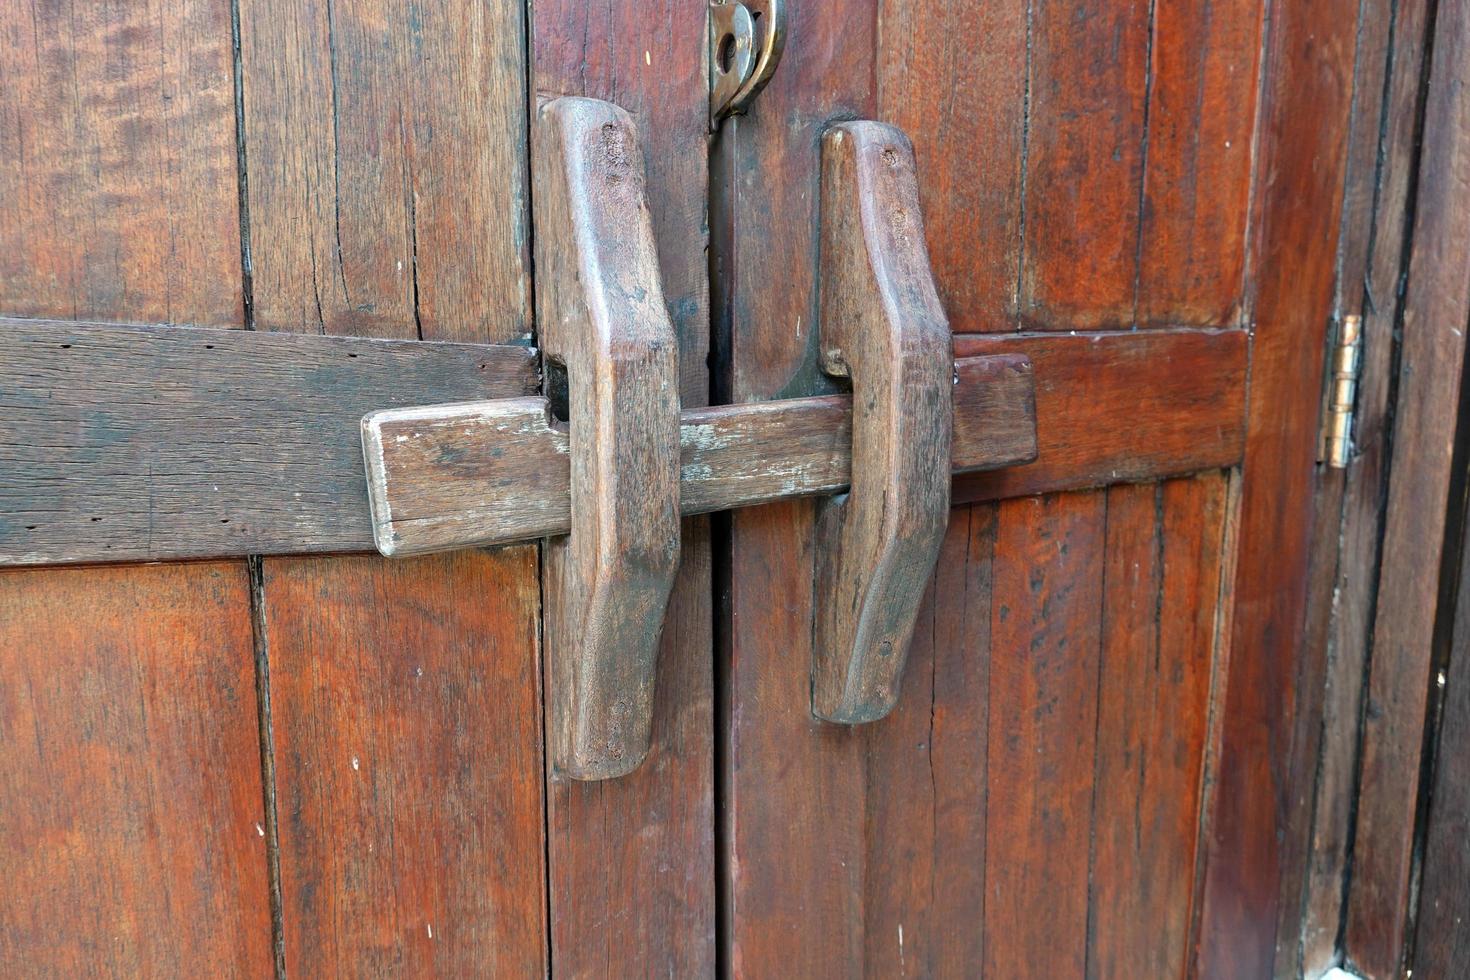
[811,121,954,724]
[534,97,682,780]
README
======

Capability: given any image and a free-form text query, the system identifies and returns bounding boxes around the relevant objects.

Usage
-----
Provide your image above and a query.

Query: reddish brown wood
[1345,0,1470,967]
[534,96,682,780]
[1020,0,1150,330]
[262,552,546,977]
[0,0,242,326]
[0,563,273,974]
[363,355,1036,556]
[1091,475,1226,977]
[953,329,1248,503]
[237,0,530,339]
[1196,0,1361,970]
[238,0,549,971]
[984,491,1107,975]
[1135,0,1261,326]
[876,0,1027,334]
[534,0,716,971]
[811,121,955,723]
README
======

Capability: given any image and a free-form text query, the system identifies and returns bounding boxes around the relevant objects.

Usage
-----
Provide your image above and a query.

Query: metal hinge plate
[1320,313,1363,468]
[708,0,785,130]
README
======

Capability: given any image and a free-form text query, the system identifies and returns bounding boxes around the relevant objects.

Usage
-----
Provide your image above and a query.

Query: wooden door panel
[0,1,272,972]
[235,0,551,971]
[0,564,273,975]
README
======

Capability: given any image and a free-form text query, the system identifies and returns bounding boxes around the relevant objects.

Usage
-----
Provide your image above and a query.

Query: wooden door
[0,1,713,975]
[711,1,1359,978]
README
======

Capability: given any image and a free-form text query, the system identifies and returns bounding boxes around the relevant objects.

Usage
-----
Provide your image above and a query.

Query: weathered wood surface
[364,354,1035,556]
[952,328,1248,503]
[0,2,274,972]
[0,318,536,566]
[534,0,717,970]
[1293,0,1434,969]
[1196,0,1360,969]
[534,97,682,781]
[811,122,954,724]
[0,562,273,975]
[236,0,549,972]
[1344,0,1470,967]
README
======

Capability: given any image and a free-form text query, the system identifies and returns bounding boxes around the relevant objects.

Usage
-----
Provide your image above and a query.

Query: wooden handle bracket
[809,121,954,723]
[533,97,682,780]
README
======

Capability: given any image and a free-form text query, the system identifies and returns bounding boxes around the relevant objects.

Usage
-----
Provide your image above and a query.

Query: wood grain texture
[1294,0,1433,969]
[533,96,682,780]
[238,0,548,971]
[0,319,536,565]
[953,328,1248,503]
[1019,0,1151,330]
[1412,502,1470,976]
[876,0,1028,333]
[0,563,273,975]
[261,552,546,977]
[811,121,954,723]
[236,0,530,340]
[1344,0,1470,967]
[0,0,242,326]
[1196,0,1360,969]
[364,355,1036,556]
[534,0,716,971]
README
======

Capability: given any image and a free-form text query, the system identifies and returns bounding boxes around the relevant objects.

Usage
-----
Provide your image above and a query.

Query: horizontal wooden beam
[364,354,1039,555]
[951,327,1248,503]
[0,319,538,565]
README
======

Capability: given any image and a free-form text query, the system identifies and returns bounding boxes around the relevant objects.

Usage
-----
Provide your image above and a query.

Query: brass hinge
[1320,313,1363,468]
[708,0,785,130]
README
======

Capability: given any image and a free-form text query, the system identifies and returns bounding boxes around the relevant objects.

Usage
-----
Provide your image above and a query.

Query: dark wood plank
[862,505,995,975]
[237,0,530,340]
[1412,500,1470,976]
[1345,0,1470,965]
[262,552,546,977]
[365,354,1036,555]
[1020,0,1151,330]
[534,0,716,972]
[953,328,1248,503]
[876,0,1027,334]
[1090,475,1226,977]
[0,563,273,975]
[0,0,242,326]
[1195,0,1361,968]
[984,490,1106,975]
[0,319,537,565]
[810,121,954,724]
[237,0,549,972]
[533,96,683,780]
[1135,0,1260,327]
[1294,0,1434,968]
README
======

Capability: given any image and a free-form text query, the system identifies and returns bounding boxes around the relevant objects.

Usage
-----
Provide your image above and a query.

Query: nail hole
[717,32,736,73]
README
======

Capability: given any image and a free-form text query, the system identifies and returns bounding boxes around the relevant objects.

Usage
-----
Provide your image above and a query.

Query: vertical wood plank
[0,0,242,325]
[0,563,273,976]
[1134,0,1261,326]
[718,1,878,974]
[532,1,715,973]
[261,553,546,977]
[1345,0,1470,964]
[984,490,1106,977]
[0,0,271,971]
[1090,475,1225,978]
[1197,0,1360,969]
[238,0,530,340]
[1019,0,1151,330]
[237,0,548,971]
[862,505,995,975]
[876,0,1028,333]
